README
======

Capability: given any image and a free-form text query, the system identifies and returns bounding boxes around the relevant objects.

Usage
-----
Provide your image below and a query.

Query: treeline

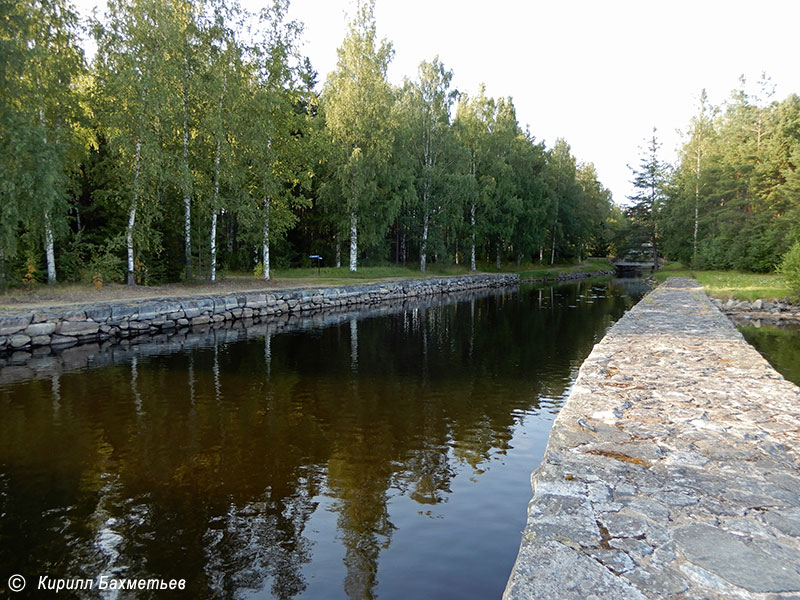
[636,80,800,273]
[0,0,617,287]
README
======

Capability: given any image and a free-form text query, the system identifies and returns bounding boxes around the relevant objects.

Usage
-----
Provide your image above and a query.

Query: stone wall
[521,269,615,284]
[0,284,514,386]
[0,273,518,356]
[712,297,800,327]
[504,277,800,599]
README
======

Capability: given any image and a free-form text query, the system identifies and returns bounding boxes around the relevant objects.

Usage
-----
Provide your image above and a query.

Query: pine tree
[627,128,667,270]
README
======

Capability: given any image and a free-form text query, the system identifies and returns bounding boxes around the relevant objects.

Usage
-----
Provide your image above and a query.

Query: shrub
[84,251,125,287]
[778,242,800,299]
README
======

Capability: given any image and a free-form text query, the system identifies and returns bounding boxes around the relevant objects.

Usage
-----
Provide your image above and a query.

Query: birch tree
[93,0,171,284]
[401,58,461,273]
[242,0,312,280]
[323,0,394,271]
[195,0,247,282]
[1,0,86,284]
[454,87,494,271]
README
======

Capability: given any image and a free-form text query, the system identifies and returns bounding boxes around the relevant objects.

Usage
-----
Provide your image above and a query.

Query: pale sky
[75,0,800,205]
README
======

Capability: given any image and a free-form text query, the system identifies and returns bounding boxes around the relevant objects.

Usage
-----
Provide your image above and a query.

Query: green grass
[270,257,613,285]
[652,264,792,301]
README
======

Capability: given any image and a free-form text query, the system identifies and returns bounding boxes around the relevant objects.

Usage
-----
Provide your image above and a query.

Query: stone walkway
[504,278,800,599]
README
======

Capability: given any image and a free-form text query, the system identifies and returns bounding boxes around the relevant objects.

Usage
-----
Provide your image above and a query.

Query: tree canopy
[657,77,800,272]
[1,0,619,287]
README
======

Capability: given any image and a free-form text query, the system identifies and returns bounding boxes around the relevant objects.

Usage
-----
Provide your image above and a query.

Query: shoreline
[0,273,518,356]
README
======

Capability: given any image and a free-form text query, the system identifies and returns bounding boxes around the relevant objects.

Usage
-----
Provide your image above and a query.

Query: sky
[75,0,800,205]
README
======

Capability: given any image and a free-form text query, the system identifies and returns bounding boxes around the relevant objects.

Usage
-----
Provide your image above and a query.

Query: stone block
[62,309,87,321]
[30,335,52,347]
[111,304,137,320]
[24,322,57,336]
[10,334,31,348]
[182,301,201,318]
[196,298,214,312]
[50,335,78,348]
[0,314,33,336]
[245,294,267,309]
[58,321,100,336]
[85,305,112,322]
[136,303,159,320]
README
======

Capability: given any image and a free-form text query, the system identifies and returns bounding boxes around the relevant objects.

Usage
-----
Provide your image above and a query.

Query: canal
[0,279,646,599]
[739,322,800,387]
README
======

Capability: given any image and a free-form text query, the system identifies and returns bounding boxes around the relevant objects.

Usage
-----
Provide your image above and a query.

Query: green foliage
[85,250,125,285]
[652,264,791,301]
[778,242,800,299]
[1,0,618,288]
[660,79,800,274]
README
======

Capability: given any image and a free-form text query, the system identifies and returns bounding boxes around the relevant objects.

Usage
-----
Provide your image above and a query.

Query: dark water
[739,323,800,386]
[0,280,644,599]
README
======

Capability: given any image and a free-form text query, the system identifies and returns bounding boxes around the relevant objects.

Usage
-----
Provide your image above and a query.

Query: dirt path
[0,276,392,312]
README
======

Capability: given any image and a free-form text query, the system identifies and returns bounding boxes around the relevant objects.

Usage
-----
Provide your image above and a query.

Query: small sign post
[309,254,322,276]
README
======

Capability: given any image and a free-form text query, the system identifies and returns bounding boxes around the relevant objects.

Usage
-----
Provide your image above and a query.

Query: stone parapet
[504,277,800,599]
[0,273,518,356]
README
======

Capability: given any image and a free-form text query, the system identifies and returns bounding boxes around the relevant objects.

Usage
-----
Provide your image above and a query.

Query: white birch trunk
[183,59,192,280]
[335,236,341,268]
[420,189,429,274]
[39,108,56,283]
[127,137,142,285]
[349,208,358,272]
[210,138,220,282]
[470,202,476,271]
[44,210,56,283]
[262,197,270,280]
[693,145,701,266]
[496,242,501,270]
[210,211,218,282]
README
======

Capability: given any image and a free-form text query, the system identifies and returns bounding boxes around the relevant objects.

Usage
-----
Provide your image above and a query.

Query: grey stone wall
[0,284,515,386]
[504,277,800,599]
[521,269,615,283]
[0,273,518,356]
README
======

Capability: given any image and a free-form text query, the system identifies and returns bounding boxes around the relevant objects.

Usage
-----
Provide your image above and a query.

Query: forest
[1,0,619,287]
[634,81,800,277]
[2,0,799,289]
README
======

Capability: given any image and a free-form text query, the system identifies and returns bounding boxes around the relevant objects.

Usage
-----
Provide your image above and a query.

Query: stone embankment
[0,285,511,386]
[0,273,517,355]
[711,297,800,327]
[521,269,615,284]
[504,278,800,599]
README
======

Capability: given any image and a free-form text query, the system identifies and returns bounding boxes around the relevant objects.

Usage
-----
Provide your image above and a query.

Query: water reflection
[739,322,800,386]
[0,280,644,599]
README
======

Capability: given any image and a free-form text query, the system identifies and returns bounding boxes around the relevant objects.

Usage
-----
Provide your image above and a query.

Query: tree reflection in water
[0,280,643,599]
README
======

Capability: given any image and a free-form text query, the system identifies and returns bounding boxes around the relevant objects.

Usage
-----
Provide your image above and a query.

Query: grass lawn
[652,264,793,301]
[272,257,613,284]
